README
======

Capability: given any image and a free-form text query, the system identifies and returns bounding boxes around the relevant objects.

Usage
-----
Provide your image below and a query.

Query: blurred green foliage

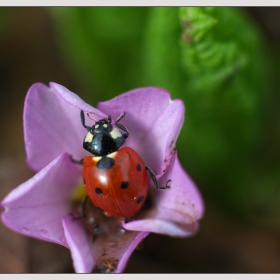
[0,9,11,38]
[51,7,276,221]
[142,7,268,216]
[51,7,149,102]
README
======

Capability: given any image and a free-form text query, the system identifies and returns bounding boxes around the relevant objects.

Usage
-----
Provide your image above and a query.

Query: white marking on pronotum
[103,124,108,128]
[95,124,99,128]
[92,156,102,162]
[85,132,94,143]
[107,152,117,158]
[110,128,122,139]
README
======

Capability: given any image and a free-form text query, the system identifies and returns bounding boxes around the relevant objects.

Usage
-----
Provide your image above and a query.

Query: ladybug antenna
[87,112,98,123]
[107,115,112,123]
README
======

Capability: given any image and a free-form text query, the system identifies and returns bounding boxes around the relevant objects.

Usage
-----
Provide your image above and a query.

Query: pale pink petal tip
[62,215,94,273]
[98,87,185,175]
[1,153,80,247]
[24,82,105,172]
[123,153,204,237]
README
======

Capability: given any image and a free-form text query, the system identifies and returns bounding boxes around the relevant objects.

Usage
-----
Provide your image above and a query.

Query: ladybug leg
[165,179,172,189]
[115,112,129,139]
[72,196,88,220]
[70,155,84,165]
[116,111,126,122]
[81,195,88,218]
[80,110,91,132]
[145,166,159,189]
[146,166,171,190]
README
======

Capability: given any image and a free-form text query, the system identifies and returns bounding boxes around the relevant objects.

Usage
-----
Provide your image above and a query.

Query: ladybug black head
[91,118,113,135]
[80,111,129,156]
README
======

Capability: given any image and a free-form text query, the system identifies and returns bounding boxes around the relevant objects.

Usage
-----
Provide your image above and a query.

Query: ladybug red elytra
[72,111,170,218]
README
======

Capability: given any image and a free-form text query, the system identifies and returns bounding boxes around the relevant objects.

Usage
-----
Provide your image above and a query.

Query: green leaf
[142,7,270,217]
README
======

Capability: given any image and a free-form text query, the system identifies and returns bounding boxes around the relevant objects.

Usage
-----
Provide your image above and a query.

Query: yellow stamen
[71,182,87,201]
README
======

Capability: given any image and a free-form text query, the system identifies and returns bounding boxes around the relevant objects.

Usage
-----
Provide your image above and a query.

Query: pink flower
[1,82,204,273]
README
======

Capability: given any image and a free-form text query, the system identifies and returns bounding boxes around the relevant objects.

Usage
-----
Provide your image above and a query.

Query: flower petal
[62,213,149,273]
[91,229,149,273]
[97,87,184,175]
[62,215,94,273]
[115,231,149,273]
[122,219,199,237]
[123,152,204,237]
[1,153,81,247]
[24,82,106,172]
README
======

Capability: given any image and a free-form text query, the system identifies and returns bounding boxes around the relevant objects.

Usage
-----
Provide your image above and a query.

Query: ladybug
[72,110,170,218]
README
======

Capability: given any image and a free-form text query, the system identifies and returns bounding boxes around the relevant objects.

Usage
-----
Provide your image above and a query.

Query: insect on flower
[71,110,171,219]
[0,82,204,273]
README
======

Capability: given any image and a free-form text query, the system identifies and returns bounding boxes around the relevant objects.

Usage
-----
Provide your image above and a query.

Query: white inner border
[0,1,277,6]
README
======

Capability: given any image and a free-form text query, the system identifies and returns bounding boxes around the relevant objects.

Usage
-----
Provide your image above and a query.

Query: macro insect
[72,110,170,218]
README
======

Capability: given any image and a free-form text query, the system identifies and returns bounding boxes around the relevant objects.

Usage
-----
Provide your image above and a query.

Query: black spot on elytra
[97,156,115,170]
[121,181,129,189]
[95,188,103,195]
[137,196,145,204]
[83,177,86,185]
[137,163,141,171]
